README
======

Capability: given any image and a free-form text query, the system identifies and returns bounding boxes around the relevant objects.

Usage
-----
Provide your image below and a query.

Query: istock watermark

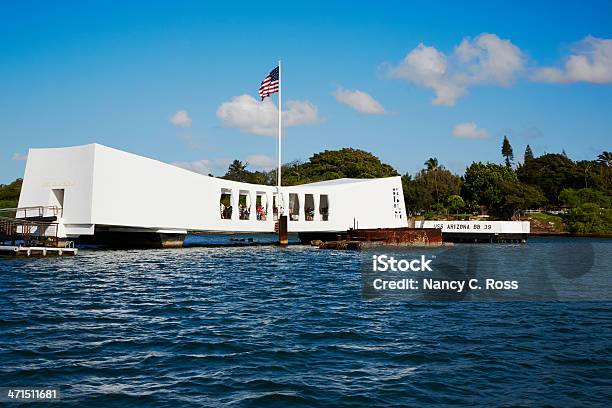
[360,241,611,301]
[372,254,434,272]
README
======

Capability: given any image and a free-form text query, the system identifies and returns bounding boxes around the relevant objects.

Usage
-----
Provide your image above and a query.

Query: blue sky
[1,0,611,183]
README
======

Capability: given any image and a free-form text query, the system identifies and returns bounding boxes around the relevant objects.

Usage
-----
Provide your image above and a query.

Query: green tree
[424,157,439,171]
[516,154,582,204]
[497,180,546,219]
[447,194,465,215]
[281,148,399,185]
[222,148,401,187]
[502,136,514,167]
[575,159,611,191]
[281,160,306,185]
[249,170,274,186]
[0,178,23,209]
[559,188,611,208]
[597,151,612,167]
[559,185,612,235]
[223,160,252,183]
[565,203,612,235]
[401,174,418,213]
[462,162,519,215]
[423,157,441,205]
[597,151,612,186]
[404,166,462,213]
[524,144,534,162]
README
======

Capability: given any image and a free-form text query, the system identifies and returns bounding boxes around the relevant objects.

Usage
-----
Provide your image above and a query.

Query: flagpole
[277,59,282,211]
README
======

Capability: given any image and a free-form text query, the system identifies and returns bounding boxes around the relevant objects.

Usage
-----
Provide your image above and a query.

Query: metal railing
[0,206,62,219]
[0,206,62,248]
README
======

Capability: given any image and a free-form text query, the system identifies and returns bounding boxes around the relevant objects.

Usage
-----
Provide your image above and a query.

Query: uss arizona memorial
[17,143,408,245]
[15,143,530,248]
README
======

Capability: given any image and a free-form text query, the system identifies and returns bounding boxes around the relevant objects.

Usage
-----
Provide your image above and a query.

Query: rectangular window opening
[305,194,315,221]
[238,191,251,220]
[256,192,268,221]
[220,189,233,219]
[289,193,300,221]
[319,194,329,221]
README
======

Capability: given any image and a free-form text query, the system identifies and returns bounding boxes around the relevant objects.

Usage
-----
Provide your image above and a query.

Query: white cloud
[452,122,490,139]
[388,33,525,105]
[389,43,465,106]
[455,33,524,85]
[333,88,385,114]
[283,100,320,127]
[245,154,276,169]
[169,110,192,127]
[533,36,612,84]
[216,94,320,136]
[12,152,27,161]
[172,158,231,175]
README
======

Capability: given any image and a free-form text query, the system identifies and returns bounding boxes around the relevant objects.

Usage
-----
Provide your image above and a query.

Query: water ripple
[0,239,611,406]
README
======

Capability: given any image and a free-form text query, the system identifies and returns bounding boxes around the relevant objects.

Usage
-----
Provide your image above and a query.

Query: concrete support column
[278,215,288,246]
[313,194,319,221]
[263,193,270,221]
[279,192,287,216]
[247,190,257,220]
[231,190,238,221]
[298,193,305,222]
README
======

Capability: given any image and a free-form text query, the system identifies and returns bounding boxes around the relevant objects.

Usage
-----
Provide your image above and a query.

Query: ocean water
[0,237,611,407]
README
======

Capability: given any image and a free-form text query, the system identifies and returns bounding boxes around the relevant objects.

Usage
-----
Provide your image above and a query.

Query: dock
[0,245,77,257]
[1,206,77,256]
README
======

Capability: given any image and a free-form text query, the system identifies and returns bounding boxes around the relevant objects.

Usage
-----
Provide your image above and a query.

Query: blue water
[184,233,300,246]
[0,237,611,407]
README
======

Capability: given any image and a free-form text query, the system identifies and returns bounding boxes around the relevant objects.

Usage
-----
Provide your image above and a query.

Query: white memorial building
[17,144,408,244]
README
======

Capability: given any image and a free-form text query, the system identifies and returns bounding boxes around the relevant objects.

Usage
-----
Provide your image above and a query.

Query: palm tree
[224,160,250,182]
[228,160,247,173]
[424,158,441,204]
[597,151,612,167]
[582,162,592,188]
[424,157,439,172]
[598,151,612,183]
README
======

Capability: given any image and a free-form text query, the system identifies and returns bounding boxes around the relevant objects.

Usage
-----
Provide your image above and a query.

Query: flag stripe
[260,84,278,90]
[258,66,279,100]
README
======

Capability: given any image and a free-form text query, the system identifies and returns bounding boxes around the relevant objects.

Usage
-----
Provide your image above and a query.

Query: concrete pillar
[230,190,238,221]
[278,215,288,246]
[248,191,254,220]
[279,192,287,216]
[313,194,319,221]
[159,233,186,248]
[298,193,305,222]
[263,193,270,220]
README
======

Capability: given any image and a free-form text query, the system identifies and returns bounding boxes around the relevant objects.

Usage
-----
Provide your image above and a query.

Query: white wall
[283,178,407,232]
[90,144,277,232]
[18,144,96,225]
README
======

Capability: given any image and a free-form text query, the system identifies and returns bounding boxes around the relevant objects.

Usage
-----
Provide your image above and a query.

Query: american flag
[259,66,279,100]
